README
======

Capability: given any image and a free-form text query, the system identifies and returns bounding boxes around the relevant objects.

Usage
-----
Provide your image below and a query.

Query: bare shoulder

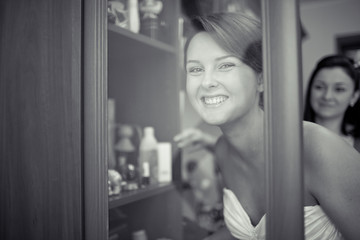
[303,121,358,165]
[303,121,360,239]
[303,121,330,167]
[303,120,336,147]
[302,121,359,181]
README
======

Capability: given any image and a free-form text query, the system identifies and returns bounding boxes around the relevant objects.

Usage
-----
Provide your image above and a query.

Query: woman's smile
[186,32,262,126]
[319,101,335,107]
[201,95,229,107]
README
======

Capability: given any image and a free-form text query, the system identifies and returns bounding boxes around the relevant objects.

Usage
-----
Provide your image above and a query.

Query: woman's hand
[174,128,217,152]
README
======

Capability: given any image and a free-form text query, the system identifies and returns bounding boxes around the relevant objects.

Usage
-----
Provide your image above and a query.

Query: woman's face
[185,32,262,126]
[310,67,358,120]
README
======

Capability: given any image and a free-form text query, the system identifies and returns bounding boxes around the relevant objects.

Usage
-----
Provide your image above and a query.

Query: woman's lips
[201,95,229,105]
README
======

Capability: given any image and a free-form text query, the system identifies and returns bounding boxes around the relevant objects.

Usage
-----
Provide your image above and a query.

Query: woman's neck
[315,115,343,136]
[220,108,265,160]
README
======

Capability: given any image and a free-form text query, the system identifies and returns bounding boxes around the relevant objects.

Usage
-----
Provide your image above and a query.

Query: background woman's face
[185,32,262,126]
[310,67,357,120]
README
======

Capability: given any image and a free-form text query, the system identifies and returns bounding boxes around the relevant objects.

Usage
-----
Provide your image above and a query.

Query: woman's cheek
[186,78,197,97]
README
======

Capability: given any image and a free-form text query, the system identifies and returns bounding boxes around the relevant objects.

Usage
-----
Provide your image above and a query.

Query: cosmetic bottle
[115,124,136,168]
[141,161,150,187]
[138,126,158,184]
[128,0,140,33]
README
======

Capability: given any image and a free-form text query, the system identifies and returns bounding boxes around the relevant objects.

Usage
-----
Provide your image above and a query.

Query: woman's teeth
[203,96,228,105]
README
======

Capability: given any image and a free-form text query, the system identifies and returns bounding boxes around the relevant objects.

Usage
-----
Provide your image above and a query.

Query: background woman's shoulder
[303,121,342,148]
[302,120,359,170]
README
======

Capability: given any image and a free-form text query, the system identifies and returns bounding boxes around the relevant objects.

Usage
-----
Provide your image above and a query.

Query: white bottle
[138,126,158,184]
[157,142,172,183]
[128,0,140,33]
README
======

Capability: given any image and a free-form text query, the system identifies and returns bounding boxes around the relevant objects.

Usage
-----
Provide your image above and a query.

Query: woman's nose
[323,88,333,100]
[201,70,219,89]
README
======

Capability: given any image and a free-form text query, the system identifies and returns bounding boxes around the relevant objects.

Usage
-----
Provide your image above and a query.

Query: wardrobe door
[0,0,83,239]
[262,0,304,239]
[83,0,108,239]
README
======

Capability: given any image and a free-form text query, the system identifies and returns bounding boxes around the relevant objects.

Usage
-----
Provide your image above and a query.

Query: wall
[300,0,360,95]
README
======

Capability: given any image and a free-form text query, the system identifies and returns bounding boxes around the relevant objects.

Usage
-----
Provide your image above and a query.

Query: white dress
[223,188,344,240]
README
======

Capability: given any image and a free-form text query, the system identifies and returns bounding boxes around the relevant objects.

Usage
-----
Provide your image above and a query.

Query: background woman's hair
[303,54,360,137]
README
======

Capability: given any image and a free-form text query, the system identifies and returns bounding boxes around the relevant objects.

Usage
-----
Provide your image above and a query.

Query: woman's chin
[201,114,227,126]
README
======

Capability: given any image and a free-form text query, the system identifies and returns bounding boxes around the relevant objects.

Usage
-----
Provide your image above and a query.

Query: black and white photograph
[1,0,359,240]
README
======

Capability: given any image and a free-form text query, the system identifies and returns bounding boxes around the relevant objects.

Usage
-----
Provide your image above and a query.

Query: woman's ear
[350,90,360,107]
[257,73,264,92]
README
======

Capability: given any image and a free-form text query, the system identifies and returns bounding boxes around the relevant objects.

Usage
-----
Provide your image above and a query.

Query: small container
[141,161,150,187]
[115,124,137,167]
[132,229,148,240]
[124,163,139,191]
[139,0,163,39]
[116,156,128,181]
[108,0,129,29]
[138,126,158,184]
[157,142,172,183]
[128,0,140,33]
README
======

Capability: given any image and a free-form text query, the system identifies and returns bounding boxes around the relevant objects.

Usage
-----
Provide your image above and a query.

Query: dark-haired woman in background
[304,55,360,152]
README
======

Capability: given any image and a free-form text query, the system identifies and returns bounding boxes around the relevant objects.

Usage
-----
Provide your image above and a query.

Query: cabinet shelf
[107,1,182,239]
[108,24,176,54]
[108,224,128,238]
[109,183,175,209]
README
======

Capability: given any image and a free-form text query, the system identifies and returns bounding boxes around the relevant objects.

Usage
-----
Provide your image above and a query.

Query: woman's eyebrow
[187,55,237,64]
[334,82,348,86]
[215,55,237,61]
[186,60,201,64]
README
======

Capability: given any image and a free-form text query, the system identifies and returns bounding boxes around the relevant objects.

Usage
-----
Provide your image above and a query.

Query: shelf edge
[108,24,176,53]
[108,183,175,209]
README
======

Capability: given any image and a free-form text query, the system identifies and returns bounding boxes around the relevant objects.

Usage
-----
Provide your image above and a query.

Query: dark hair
[303,55,360,137]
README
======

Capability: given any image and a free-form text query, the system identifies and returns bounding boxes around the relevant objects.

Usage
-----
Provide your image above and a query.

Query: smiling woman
[181,12,360,240]
[185,13,263,128]
[304,55,360,152]
[186,32,262,127]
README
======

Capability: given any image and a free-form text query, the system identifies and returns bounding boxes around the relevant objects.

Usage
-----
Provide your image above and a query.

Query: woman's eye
[313,85,324,90]
[335,87,346,93]
[187,67,203,75]
[218,63,235,70]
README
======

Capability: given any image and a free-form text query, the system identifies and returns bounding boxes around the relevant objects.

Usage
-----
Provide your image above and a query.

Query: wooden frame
[81,0,305,239]
[83,0,108,239]
[262,0,304,239]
